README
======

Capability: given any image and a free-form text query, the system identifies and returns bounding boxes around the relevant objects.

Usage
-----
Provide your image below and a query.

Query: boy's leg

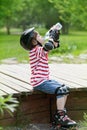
[52,95,77,128]
[56,95,67,110]
[34,80,76,127]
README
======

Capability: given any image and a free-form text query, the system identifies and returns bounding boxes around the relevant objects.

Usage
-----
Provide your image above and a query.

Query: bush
[79,113,87,129]
[0,95,19,116]
[0,95,19,129]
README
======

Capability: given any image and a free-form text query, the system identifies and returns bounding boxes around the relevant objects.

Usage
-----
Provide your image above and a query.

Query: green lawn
[0,30,87,63]
[50,31,87,56]
[0,34,29,62]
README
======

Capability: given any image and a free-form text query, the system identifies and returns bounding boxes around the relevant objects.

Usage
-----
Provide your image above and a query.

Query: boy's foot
[52,109,77,128]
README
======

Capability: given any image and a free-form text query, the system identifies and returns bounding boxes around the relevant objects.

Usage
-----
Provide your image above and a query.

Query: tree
[0,0,87,34]
[70,0,87,30]
[48,0,87,33]
[0,0,23,34]
[29,0,59,28]
[15,0,35,31]
[14,0,60,31]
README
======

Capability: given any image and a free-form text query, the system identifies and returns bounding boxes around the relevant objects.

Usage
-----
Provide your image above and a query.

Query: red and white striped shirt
[29,45,49,87]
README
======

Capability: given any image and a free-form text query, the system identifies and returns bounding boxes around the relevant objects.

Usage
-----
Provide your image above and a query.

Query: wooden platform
[0,63,87,126]
[0,63,87,95]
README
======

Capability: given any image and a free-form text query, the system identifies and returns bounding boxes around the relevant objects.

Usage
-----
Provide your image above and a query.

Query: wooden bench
[0,64,87,126]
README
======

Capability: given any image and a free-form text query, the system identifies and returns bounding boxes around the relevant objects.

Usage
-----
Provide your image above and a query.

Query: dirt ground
[4,124,50,130]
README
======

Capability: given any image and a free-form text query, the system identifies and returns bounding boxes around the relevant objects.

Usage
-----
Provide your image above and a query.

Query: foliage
[49,31,87,56]
[79,113,87,129]
[0,0,23,34]
[0,0,87,34]
[0,95,19,129]
[48,0,87,32]
[0,95,19,116]
[0,127,3,130]
[15,0,59,30]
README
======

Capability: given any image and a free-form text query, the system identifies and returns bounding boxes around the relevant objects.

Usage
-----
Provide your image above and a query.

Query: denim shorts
[34,80,65,98]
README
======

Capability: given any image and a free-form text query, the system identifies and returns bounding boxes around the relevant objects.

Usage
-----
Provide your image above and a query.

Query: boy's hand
[49,38,60,48]
[49,29,60,42]
[49,23,62,42]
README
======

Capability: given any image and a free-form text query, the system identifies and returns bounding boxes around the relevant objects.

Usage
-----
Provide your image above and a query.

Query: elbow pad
[43,41,54,51]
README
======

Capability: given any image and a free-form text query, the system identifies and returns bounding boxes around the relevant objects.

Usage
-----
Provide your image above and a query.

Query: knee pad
[55,84,70,96]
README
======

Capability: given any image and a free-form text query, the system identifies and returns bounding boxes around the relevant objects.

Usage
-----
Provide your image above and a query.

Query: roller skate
[50,109,77,130]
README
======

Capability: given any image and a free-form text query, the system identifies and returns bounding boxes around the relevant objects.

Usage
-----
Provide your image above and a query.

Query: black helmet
[20,27,35,50]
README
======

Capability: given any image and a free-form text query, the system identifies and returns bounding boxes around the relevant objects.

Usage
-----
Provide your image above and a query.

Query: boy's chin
[38,42,43,46]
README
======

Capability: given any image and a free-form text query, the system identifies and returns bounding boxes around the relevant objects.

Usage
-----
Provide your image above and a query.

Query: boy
[20,24,76,129]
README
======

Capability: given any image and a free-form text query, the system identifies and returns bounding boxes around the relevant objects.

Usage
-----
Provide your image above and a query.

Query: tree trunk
[6,17,11,35]
[6,26,10,35]
[22,22,27,31]
[62,22,69,34]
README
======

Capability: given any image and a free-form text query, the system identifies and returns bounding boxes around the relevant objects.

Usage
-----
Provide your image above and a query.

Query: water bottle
[44,22,62,40]
[54,22,62,30]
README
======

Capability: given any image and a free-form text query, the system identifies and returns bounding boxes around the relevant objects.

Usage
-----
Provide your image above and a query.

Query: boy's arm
[43,39,54,51]
[43,23,62,51]
[43,38,57,51]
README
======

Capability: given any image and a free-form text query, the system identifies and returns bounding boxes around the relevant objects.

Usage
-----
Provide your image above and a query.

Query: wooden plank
[50,65,87,89]
[0,83,17,94]
[0,91,87,126]
[19,64,87,89]
[19,64,87,80]
[50,75,83,89]
[0,76,31,93]
[0,64,87,96]
[0,66,30,84]
[0,111,50,126]
[0,88,7,96]
[67,65,87,79]
[18,64,87,89]
[0,65,33,95]
[0,73,33,91]
[0,117,16,126]
[68,110,87,121]
[0,64,31,76]
[0,64,87,126]
[50,64,87,80]
[50,73,87,90]
[66,91,87,110]
[51,73,87,88]
[8,64,87,80]
[1,64,87,82]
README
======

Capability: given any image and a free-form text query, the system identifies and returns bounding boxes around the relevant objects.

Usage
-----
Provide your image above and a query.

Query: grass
[0,34,29,63]
[50,31,87,56]
[0,28,87,63]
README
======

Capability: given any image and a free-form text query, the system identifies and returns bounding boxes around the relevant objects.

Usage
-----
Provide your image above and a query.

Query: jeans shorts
[34,80,65,98]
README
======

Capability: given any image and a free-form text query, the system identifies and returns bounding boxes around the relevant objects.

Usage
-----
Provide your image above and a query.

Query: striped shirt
[29,45,49,87]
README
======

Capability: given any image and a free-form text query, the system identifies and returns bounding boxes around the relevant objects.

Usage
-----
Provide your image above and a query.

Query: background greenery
[0,0,87,34]
[0,29,87,63]
[0,0,87,63]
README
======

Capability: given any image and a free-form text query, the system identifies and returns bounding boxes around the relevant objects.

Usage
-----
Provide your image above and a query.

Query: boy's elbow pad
[43,41,54,51]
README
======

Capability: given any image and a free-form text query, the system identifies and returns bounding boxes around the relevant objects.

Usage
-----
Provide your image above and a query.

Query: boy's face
[36,33,44,44]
